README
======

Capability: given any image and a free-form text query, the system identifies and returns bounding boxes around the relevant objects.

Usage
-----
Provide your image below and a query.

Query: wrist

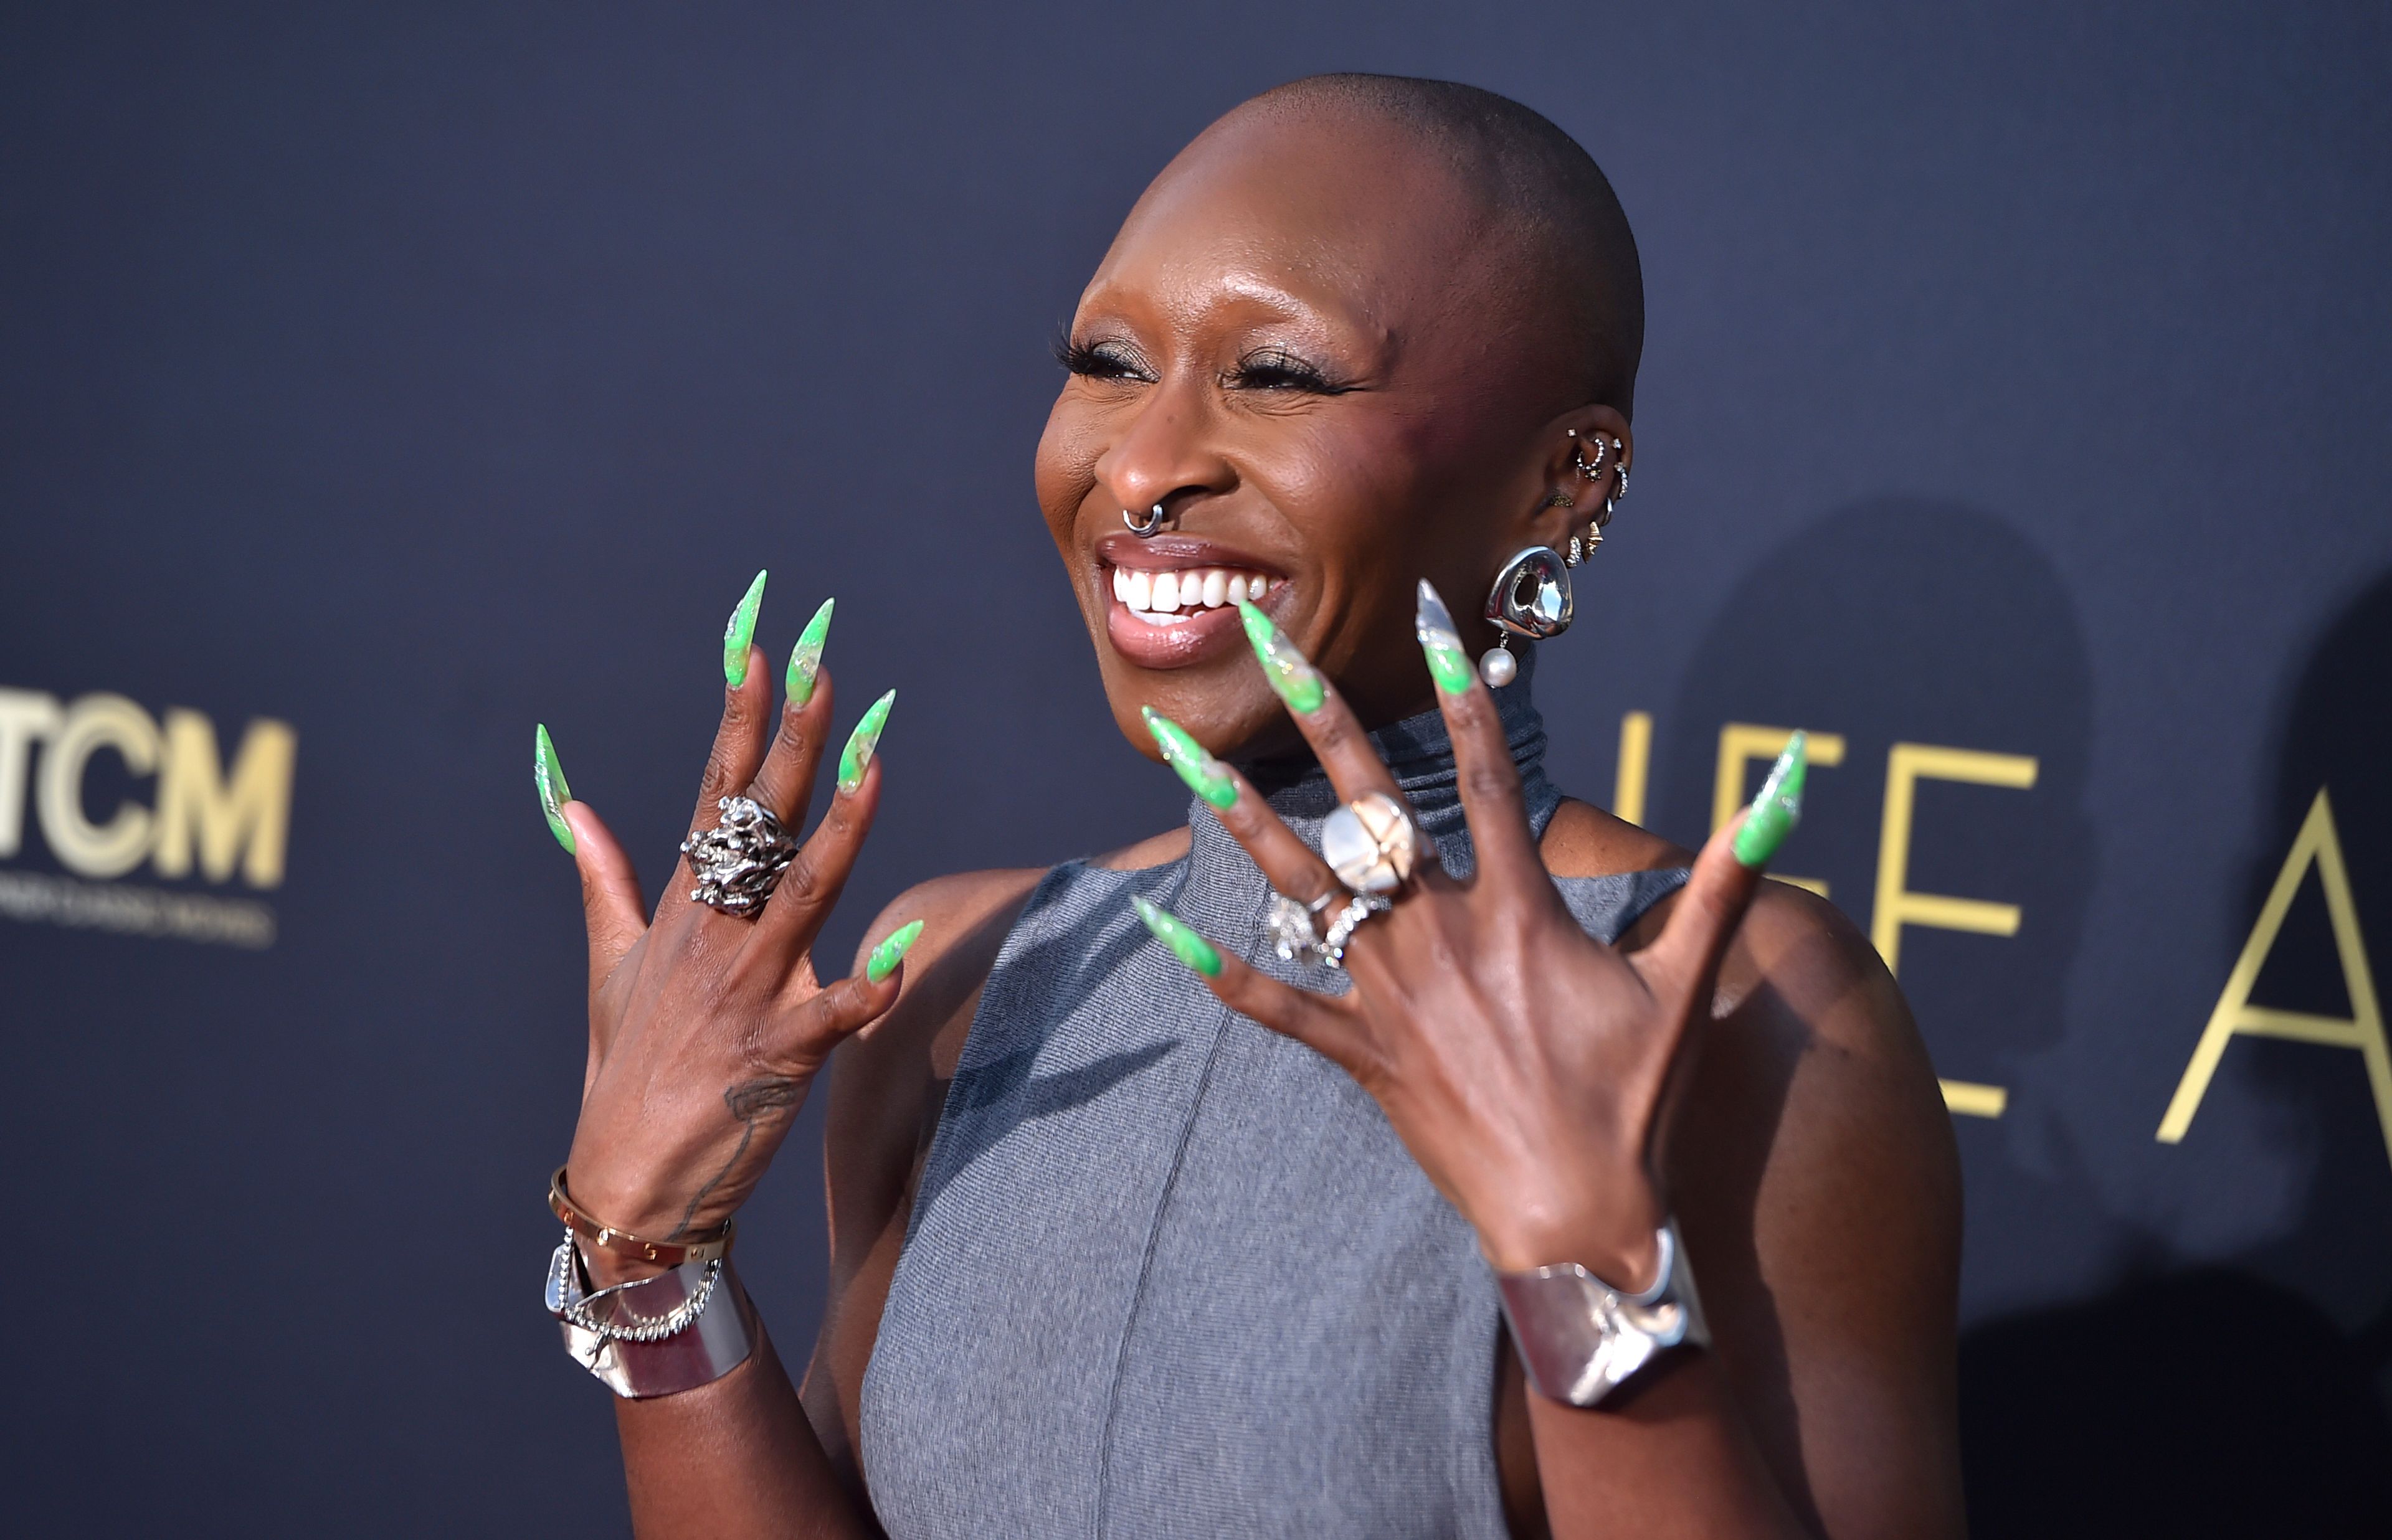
[1479,1185,1667,1284]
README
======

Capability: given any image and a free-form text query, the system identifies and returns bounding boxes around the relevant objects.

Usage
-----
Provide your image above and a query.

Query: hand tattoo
[666,1076,803,1240]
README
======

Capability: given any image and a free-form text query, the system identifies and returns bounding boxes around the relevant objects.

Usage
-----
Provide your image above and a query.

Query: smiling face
[1036,99,1630,766]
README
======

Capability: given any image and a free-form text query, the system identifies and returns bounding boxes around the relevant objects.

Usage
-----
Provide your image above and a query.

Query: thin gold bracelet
[548,1165,735,1267]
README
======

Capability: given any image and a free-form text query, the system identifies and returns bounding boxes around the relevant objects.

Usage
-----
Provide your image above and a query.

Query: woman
[537,75,1965,1538]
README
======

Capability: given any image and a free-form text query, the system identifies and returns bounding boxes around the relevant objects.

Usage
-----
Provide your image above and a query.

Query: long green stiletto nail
[1414,580,1474,696]
[1732,731,1808,867]
[534,723,574,854]
[837,689,896,795]
[1131,895,1223,977]
[1235,598,1325,715]
[866,919,924,983]
[785,597,834,706]
[723,569,767,686]
[1142,707,1237,810]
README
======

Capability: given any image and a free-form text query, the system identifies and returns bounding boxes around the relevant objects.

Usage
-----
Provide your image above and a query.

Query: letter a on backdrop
[2158,788,2392,1167]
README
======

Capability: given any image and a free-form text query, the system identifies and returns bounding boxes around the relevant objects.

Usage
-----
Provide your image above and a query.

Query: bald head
[1227,74,1643,417]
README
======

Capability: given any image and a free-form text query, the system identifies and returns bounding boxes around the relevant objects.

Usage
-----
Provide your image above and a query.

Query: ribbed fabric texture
[860,676,1688,1539]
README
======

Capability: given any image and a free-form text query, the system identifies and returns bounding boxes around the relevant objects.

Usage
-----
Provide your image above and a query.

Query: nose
[1093,377,1235,531]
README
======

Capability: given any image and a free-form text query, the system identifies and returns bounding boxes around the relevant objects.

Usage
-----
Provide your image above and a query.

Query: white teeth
[1112,565,1274,617]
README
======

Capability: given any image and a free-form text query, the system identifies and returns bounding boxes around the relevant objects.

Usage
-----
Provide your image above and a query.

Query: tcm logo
[0,688,295,887]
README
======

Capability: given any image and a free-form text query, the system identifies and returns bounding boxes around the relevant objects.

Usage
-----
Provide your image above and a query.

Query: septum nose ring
[1123,501,1167,537]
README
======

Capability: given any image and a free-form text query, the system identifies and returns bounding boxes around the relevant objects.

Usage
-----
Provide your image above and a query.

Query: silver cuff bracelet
[1496,1219,1709,1408]
[545,1232,759,1399]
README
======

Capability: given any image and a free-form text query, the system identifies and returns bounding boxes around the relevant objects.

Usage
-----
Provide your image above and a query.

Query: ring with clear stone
[1316,891,1393,970]
[1265,886,1348,966]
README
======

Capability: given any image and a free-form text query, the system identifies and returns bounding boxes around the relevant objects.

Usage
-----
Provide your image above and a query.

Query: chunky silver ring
[1265,886,1346,966]
[681,795,798,917]
[1321,791,1420,895]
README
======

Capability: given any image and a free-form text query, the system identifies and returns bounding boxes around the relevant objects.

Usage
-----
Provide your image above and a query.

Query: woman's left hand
[1136,583,1802,1285]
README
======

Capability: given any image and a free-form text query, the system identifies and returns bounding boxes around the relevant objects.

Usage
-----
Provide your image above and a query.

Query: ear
[1512,405,1633,555]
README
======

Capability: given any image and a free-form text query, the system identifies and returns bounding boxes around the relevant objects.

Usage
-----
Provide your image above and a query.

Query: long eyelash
[1052,327,1149,381]
[1227,347,1355,395]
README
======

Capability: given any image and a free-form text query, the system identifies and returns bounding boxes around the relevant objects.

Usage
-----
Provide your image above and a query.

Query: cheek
[1248,411,1440,563]
[1033,393,1104,547]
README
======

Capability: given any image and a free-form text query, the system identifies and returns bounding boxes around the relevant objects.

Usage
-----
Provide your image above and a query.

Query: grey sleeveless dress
[860,681,1687,1539]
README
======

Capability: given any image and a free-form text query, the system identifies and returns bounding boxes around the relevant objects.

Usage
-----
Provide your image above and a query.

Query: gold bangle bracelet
[548,1165,735,1267]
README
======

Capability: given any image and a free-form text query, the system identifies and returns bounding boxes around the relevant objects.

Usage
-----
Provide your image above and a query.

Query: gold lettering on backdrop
[0,689,64,857]
[1872,742,2039,1119]
[34,694,160,879]
[152,709,295,887]
[1613,711,1653,827]
[2157,790,2392,1166]
[1712,723,1844,898]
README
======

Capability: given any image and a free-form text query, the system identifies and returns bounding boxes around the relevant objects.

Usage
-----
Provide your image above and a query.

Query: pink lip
[1093,533,1290,671]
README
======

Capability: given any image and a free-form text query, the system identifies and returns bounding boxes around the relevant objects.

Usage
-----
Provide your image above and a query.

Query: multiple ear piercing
[1478,428,1629,685]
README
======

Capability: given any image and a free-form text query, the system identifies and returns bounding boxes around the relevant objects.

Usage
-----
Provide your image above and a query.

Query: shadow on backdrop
[1958,570,2392,1538]
[1657,498,2094,1098]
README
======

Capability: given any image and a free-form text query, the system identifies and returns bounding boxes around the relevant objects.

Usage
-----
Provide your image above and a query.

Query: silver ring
[681,795,798,917]
[1123,501,1166,537]
[1317,891,1392,970]
[1265,885,1347,966]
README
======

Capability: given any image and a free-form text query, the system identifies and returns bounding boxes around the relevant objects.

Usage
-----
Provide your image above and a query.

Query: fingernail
[1235,598,1325,715]
[1142,707,1237,810]
[1732,731,1808,867]
[534,723,574,854]
[1415,580,1474,696]
[1131,895,1223,977]
[837,689,896,795]
[866,919,924,983]
[723,569,767,686]
[786,597,834,706]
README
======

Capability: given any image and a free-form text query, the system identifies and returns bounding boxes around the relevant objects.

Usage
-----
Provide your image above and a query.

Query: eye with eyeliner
[1223,344,1355,395]
[1054,332,1156,384]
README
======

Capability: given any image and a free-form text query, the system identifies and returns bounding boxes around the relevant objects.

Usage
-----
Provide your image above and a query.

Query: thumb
[563,800,648,996]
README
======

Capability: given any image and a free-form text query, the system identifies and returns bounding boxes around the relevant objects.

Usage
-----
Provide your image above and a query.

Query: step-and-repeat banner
[5,4,2386,1533]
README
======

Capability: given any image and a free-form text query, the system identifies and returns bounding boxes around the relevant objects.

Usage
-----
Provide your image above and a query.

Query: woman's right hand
[538,587,917,1284]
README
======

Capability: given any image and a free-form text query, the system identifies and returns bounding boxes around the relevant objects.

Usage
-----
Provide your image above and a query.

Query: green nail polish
[837,689,896,795]
[723,569,767,686]
[1414,580,1474,696]
[1142,707,1238,810]
[866,919,924,983]
[786,597,834,706]
[1235,599,1326,715]
[534,723,574,854]
[1131,895,1223,977]
[1732,731,1808,867]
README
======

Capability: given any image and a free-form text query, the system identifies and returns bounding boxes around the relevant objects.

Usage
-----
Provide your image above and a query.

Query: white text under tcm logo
[0,688,294,947]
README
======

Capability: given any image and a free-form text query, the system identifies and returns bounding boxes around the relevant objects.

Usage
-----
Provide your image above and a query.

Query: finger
[746,714,881,966]
[1234,599,1405,810]
[1142,706,1344,908]
[562,801,648,991]
[1130,897,1372,1073]
[770,963,904,1074]
[743,598,837,825]
[1640,734,1806,1000]
[657,604,777,924]
[1412,580,1540,884]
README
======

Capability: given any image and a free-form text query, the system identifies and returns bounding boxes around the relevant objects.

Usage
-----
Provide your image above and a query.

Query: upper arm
[1679,883,1966,1538]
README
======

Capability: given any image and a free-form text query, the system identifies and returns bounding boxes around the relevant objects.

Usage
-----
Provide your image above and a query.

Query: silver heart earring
[1478,545,1573,686]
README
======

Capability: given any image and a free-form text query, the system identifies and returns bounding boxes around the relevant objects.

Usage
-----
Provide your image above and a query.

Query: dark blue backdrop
[4,4,2389,1534]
